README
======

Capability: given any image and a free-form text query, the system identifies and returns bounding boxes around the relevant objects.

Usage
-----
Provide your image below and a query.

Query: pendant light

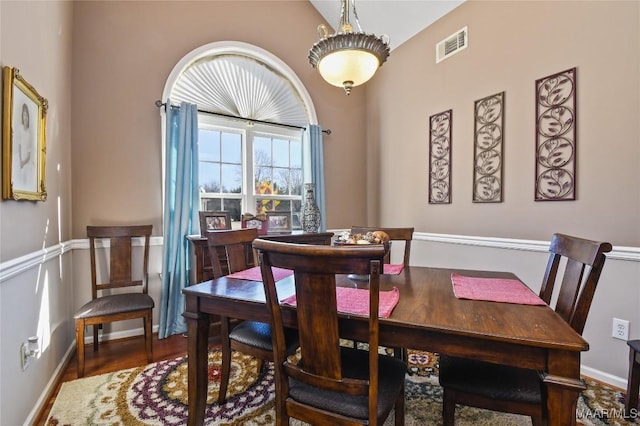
[308,0,390,95]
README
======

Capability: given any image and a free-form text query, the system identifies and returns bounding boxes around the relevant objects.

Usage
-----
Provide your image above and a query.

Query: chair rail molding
[0,237,164,283]
[414,232,639,262]
[0,233,638,284]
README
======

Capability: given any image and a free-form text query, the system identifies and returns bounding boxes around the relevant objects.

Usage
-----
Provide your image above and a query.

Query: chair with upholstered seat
[253,239,406,426]
[74,225,154,378]
[438,233,612,426]
[206,228,299,403]
[626,340,640,417]
[350,226,414,267]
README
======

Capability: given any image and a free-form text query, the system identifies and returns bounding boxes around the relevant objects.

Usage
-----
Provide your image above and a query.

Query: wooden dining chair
[253,239,407,426]
[351,226,414,360]
[205,228,299,404]
[626,339,640,418]
[350,226,414,267]
[438,233,612,426]
[74,225,154,378]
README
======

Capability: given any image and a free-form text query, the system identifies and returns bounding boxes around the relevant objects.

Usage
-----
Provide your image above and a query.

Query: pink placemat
[383,263,404,275]
[226,266,293,282]
[451,273,546,305]
[281,287,400,318]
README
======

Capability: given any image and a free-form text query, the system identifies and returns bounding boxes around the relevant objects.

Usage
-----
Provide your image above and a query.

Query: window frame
[197,113,306,229]
[160,41,319,233]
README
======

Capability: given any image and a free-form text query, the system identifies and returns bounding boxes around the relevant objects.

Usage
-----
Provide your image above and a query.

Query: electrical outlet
[612,318,629,341]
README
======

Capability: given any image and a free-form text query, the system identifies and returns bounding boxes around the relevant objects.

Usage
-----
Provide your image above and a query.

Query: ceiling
[309,0,466,51]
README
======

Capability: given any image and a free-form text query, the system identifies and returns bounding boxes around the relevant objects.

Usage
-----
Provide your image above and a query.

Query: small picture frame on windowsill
[241,213,268,235]
[266,211,292,233]
[199,211,231,236]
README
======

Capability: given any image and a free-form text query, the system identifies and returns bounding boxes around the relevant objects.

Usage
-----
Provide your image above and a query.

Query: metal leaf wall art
[429,109,452,204]
[535,68,576,201]
[473,92,504,202]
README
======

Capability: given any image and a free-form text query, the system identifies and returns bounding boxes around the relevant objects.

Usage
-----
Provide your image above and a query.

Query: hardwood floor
[34,333,192,425]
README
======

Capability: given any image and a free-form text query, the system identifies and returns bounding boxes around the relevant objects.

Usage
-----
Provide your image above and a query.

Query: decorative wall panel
[429,109,452,204]
[535,68,577,201]
[473,92,504,203]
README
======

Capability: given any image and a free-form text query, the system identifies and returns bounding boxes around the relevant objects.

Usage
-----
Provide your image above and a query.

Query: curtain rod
[155,100,331,135]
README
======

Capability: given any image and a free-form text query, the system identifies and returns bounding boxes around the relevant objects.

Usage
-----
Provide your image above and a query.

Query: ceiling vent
[436,27,468,63]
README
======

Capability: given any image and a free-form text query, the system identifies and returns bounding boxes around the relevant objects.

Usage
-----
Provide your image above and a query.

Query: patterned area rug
[46,350,637,425]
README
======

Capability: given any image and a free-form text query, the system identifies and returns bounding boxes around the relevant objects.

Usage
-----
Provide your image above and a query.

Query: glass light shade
[317,49,380,88]
[308,0,389,95]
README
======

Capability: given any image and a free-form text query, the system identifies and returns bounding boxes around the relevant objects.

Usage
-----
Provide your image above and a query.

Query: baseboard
[26,343,75,426]
[581,365,627,391]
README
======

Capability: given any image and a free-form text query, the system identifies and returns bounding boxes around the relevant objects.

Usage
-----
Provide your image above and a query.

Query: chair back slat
[109,237,132,283]
[538,233,612,334]
[294,272,342,379]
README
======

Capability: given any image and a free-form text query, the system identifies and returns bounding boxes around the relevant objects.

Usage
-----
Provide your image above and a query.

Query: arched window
[161,41,318,229]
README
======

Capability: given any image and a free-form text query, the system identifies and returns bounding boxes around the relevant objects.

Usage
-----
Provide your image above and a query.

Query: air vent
[436,26,468,63]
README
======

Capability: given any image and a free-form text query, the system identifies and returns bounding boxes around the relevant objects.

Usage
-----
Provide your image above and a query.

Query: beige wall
[0,0,73,260]
[0,1,639,424]
[0,1,74,424]
[70,0,368,238]
[368,0,640,247]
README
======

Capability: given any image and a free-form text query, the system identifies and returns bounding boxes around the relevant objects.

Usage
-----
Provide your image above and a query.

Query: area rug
[46,350,637,426]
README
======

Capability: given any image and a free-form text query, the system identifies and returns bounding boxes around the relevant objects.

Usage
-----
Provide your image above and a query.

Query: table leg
[184,299,210,426]
[544,350,586,426]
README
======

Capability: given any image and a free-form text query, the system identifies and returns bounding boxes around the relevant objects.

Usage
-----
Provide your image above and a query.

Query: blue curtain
[305,124,326,231]
[158,100,199,339]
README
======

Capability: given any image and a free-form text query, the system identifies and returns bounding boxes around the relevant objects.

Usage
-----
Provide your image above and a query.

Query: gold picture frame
[199,211,232,235]
[2,67,47,201]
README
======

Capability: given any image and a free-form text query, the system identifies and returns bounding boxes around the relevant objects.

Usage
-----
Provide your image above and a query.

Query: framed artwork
[199,211,231,235]
[2,67,48,201]
[266,211,291,233]
[473,91,504,203]
[535,67,577,201]
[428,109,452,204]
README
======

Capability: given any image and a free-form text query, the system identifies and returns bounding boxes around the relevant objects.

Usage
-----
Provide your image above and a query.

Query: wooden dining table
[182,265,588,426]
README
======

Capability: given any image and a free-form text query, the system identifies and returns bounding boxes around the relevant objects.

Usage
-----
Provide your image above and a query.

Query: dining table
[182,265,588,426]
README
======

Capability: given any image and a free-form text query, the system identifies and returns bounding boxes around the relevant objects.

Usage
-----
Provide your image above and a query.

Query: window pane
[254,166,272,191]
[201,198,222,211]
[255,173,274,194]
[273,167,289,195]
[273,138,289,167]
[221,198,242,221]
[199,162,220,192]
[221,132,241,163]
[290,168,303,195]
[221,164,242,193]
[199,129,220,162]
[256,198,277,214]
[290,140,302,168]
[254,137,271,166]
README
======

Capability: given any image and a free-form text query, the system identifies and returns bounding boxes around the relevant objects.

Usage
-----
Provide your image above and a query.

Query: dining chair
[74,225,154,378]
[625,339,640,417]
[438,233,612,426]
[350,226,414,267]
[253,239,407,426]
[351,226,414,360]
[205,228,299,404]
